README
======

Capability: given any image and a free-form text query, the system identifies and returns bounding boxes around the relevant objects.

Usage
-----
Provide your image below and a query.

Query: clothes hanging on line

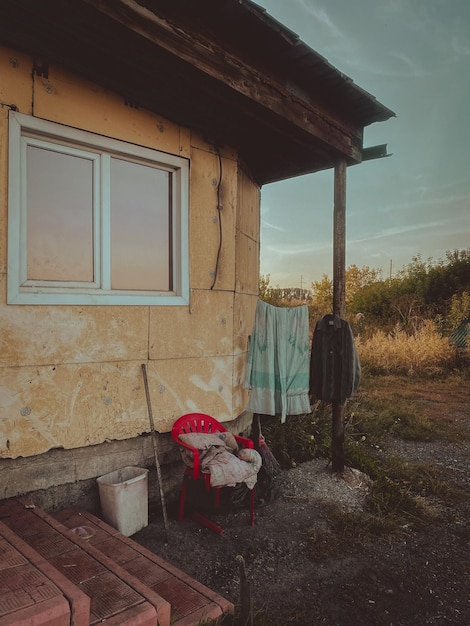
[309,313,361,403]
[244,299,311,423]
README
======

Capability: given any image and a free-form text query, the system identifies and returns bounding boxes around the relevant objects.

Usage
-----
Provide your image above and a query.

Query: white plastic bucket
[97,466,149,536]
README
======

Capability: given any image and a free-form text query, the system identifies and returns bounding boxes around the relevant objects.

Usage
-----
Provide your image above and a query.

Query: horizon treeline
[260,249,470,338]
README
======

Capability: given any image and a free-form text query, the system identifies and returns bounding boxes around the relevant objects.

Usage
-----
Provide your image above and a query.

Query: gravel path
[135,383,470,625]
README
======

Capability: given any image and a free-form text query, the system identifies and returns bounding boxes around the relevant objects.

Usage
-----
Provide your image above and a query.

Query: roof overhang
[0,0,395,185]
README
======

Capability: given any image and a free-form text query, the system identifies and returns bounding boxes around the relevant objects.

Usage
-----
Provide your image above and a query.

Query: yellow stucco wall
[0,45,260,459]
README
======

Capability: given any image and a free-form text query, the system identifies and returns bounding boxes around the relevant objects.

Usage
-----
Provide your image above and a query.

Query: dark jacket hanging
[309,314,361,403]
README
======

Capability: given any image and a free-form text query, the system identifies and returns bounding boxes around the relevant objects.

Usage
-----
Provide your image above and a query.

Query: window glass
[26,145,94,282]
[110,158,170,291]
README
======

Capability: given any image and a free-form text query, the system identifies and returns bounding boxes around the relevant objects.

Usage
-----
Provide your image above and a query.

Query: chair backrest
[171,413,227,443]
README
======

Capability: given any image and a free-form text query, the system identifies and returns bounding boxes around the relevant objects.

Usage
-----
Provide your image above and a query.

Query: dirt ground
[135,379,470,626]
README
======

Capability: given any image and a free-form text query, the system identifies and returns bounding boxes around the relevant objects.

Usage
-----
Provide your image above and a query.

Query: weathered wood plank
[82,0,363,161]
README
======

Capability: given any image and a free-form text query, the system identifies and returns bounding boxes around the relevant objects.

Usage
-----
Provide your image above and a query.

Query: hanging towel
[244,300,311,423]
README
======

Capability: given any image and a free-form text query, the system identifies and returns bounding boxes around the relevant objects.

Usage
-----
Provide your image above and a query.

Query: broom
[256,414,280,476]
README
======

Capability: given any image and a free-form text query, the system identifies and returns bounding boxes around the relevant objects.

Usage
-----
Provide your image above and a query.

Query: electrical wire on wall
[31,58,49,116]
[31,64,36,115]
[210,146,223,289]
[0,101,18,112]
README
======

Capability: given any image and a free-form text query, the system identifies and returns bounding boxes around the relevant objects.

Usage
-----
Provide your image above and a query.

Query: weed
[356,321,456,376]
[308,455,434,561]
[218,604,273,626]
[344,439,382,479]
[308,501,411,561]
[382,456,470,504]
[366,473,424,519]
[261,403,331,469]
[347,395,440,443]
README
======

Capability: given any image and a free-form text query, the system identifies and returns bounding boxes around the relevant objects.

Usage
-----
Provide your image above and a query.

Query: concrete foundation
[1,412,253,513]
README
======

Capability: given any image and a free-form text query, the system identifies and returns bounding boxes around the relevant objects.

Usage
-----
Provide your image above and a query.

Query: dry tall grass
[356,320,458,376]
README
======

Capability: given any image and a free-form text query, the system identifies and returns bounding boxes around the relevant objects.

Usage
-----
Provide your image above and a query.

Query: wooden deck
[0,498,233,626]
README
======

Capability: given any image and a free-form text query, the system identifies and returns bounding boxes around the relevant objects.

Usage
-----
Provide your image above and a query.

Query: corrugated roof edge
[242,0,396,123]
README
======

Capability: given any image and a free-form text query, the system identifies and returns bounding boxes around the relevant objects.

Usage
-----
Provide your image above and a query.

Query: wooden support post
[331,402,346,473]
[332,160,347,473]
[333,161,346,318]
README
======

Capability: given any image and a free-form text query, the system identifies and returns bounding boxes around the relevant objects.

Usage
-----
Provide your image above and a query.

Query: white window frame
[8,111,189,305]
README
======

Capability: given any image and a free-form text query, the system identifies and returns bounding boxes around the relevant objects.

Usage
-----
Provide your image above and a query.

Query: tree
[350,249,470,333]
[261,249,470,335]
[311,274,332,317]
[447,291,470,330]
[311,264,381,318]
[259,274,296,307]
[346,264,381,303]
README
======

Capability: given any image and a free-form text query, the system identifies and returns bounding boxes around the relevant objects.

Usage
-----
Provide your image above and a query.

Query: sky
[257,0,470,289]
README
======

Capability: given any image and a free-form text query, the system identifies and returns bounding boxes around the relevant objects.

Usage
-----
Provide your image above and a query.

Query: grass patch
[262,372,470,562]
[309,501,415,561]
[347,395,442,443]
[263,372,465,472]
[356,373,470,443]
[366,473,424,519]
[381,456,470,504]
[261,402,331,469]
[308,452,470,563]
[308,448,469,561]
[308,460,433,561]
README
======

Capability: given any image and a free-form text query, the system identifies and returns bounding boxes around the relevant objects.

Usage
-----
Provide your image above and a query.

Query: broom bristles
[258,434,280,475]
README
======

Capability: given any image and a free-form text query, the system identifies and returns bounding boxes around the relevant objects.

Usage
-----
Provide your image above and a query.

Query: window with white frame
[8,111,189,305]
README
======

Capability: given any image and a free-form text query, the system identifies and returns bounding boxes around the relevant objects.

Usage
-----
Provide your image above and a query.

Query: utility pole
[332,160,346,473]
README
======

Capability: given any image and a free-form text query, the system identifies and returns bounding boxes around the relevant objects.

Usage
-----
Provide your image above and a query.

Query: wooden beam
[332,160,347,473]
[81,0,363,162]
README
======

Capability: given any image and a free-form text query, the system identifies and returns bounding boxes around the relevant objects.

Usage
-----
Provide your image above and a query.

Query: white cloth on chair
[178,432,262,489]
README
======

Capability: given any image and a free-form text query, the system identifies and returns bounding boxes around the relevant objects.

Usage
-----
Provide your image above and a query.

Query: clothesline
[244,302,360,422]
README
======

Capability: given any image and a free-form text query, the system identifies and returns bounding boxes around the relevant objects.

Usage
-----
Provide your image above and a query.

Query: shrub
[356,320,456,376]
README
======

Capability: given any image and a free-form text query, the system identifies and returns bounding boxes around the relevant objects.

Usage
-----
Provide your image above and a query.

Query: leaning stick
[141,363,169,537]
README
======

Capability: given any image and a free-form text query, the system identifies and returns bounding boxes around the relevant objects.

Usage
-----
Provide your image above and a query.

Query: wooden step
[0,499,162,626]
[53,507,233,625]
[0,525,73,626]
[0,498,233,626]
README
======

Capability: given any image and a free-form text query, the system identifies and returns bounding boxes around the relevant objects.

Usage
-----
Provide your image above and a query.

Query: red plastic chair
[172,413,255,525]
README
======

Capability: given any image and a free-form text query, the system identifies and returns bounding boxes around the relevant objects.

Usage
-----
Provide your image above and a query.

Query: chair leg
[250,488,255,526]
[178,475,188,521]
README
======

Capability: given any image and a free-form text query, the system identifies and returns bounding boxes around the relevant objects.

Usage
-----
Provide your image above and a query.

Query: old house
[0,0,394,509]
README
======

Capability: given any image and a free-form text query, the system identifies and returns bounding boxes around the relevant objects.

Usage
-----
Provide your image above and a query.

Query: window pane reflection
[26,146,94,282]
[110,158,170,291]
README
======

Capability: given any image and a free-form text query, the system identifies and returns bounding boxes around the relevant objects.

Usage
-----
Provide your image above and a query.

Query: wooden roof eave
[0,0,394,184]
[80,0,364,161]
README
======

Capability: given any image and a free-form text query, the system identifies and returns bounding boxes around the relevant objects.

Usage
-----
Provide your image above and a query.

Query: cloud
[377,192,470,214]
[297,1,344,40]
[407,178,467,196]
[261,218,285,232]
[451,35,470,57]
[351,221,446,245]
[387,52,427,78]
[264,240,332,256]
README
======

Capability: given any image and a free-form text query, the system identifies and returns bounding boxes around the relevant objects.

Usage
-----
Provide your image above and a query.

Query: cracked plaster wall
[0,45,260,483]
